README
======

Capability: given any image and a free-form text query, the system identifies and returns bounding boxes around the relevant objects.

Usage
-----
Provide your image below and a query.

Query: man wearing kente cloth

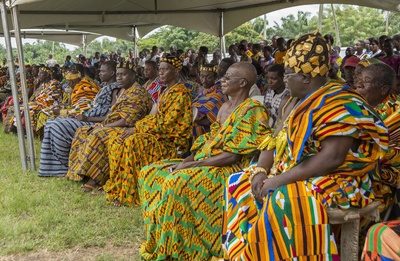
[137,62,271,260]
[35,68,100,135]
[356,62,400,219]
[103,55,192,207]
[192,63,228,139]
[66,61,152,190]
[223,31,389,260]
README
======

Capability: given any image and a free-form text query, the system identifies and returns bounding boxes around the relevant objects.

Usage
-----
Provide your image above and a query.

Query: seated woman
[192,63,227,139]
[223,32,389,260]
[137,62,271,260]
[38,61,119,177]
[66,61,152,188]
[103,56,193,207]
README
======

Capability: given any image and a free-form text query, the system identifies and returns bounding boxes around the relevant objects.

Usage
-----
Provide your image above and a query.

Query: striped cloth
[192,85,227,139]
[38,82,120,177]
[223,82,389,260]
[138,98,270,260]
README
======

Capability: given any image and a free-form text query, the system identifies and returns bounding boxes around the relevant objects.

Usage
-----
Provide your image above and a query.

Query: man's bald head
[229,63,257,89]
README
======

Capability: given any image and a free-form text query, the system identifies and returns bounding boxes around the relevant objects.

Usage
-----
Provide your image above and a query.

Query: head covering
[200,64,218,73]
[344,56,360,68]
[284,30,330,77]
[65,70,81,81]
[159,55,183,70]
[39,66,52,75]
[116,60,134,71]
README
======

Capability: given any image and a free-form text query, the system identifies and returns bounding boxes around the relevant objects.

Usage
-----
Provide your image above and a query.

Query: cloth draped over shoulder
[138,98,270,260]
[224,81,389,261]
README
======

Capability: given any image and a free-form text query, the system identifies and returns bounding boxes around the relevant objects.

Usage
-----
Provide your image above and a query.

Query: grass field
[0,127,144,261]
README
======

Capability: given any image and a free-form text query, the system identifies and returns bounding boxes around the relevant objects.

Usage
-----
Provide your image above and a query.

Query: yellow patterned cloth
[36,78,100,131]
[103,82,193,206]
[224,82,389,260]
[66,83,152,182]
[138,98,270,260]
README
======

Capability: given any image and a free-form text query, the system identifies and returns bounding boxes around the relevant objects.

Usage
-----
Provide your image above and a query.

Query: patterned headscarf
[159,55,183,70]
[65,70,81,81]
[284,30,330,77]
[39,66,53,75]
[358,58,382,68]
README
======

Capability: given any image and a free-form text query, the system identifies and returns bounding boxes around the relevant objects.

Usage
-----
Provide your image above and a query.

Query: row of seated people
[17,32,400,260]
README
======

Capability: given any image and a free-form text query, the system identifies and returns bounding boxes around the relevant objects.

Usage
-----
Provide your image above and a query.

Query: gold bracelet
[248,166,267,183]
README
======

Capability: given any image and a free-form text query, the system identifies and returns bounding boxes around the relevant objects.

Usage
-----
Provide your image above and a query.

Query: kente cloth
[103,82,193,207]
[184,81,201,100]
[274,50,287,65]
[66,83,152,182]
[143,77,163,103]
[192,85,227,139]
[361,220,400,261]
[223,82,389,261]
[38,82,120,177]
[263,88,290,129]
[36,78,101,131]
[17,79,61,130]
[370,94,400,216]
[138,98,271,260]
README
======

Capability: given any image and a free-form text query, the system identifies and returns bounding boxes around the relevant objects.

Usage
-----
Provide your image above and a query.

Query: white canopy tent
[1,0,399,170]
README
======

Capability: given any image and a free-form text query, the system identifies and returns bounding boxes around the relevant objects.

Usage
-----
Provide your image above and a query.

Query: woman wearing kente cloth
[35,68,101,133]
[38,61,119,177]
[137,62,271,260]
[223,31,389,260]
[66,61,152,189]
[104,56,192,207]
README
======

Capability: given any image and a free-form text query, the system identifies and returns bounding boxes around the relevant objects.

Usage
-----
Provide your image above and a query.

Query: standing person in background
[229,45,240,63]
[64,55,73,67]
[46,54,57,68]
[273,37,287,65]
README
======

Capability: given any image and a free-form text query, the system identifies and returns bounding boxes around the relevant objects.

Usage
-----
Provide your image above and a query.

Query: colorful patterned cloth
[223,82,389,261]
[36,78,100,131]
[263,88,290,129]
[370,94,400,217]
[143,77,163,103]
[192,85,227,139]
[66,83,152,182]
[361,220,400,261]
[19,79,61,131]
[103,82,193,206]
[138,98,271,260]
[38,82,120,177]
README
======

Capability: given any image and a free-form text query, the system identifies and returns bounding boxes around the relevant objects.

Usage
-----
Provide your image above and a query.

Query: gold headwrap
[117,61,134,70]
[159,55,183,70]
[39,67,53,75]
[65,71,81,81]
[284,30,330,77]
[200,64,218,73]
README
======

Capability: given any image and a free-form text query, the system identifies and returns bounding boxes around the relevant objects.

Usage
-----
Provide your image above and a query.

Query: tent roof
[5,0,400,40]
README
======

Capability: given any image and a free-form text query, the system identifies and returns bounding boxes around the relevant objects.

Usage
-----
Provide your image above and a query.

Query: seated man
[224,32,389,260]
[66,61,152,187]
[137,62,271,260]
[38,61,119,177]
[193,63,228,139]
[103,56,193,207]
[356,62,400,217]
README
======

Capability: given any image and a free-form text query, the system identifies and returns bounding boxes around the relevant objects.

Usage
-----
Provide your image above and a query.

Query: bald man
[138,62,271,260]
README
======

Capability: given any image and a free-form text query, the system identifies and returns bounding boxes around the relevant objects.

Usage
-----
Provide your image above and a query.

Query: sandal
[80,183,98,192]
[90,187,104,196]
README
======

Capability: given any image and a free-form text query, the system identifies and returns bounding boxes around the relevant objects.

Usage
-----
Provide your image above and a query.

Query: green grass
[0,127,144,260]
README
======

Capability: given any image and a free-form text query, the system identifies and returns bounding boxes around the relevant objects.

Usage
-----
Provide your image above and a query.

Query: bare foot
[112,200,123,207]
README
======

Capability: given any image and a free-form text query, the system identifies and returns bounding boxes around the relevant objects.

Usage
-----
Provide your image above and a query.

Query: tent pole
[10,3,36,170]
[133,26,138,59]
[0,0,27,170]
[219,11,226,58]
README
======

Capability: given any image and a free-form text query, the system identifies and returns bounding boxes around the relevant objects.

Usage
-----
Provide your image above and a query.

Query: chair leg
[340,219,360,261]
